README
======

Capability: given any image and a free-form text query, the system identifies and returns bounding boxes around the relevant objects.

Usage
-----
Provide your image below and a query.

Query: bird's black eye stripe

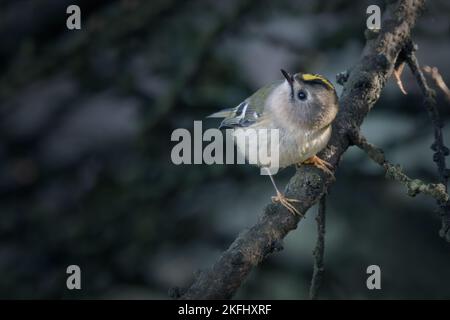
[297,90,307,101]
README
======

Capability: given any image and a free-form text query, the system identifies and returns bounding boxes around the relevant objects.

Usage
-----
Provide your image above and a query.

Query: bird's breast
[231,123,331,170]
[278,125,332,168]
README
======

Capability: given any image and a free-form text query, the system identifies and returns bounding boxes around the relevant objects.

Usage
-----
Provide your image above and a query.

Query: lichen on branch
[350,130,448,203]
[179,0,428,300]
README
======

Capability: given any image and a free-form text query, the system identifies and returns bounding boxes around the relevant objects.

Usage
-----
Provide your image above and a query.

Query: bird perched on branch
[209,70,339,215]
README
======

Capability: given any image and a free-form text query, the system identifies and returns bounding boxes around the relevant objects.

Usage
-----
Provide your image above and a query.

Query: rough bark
[406,52,450,241]
[308,195,326,300]
[179,0,427,300]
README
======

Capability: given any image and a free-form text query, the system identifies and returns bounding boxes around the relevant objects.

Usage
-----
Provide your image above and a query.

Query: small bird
[208,70,339,215]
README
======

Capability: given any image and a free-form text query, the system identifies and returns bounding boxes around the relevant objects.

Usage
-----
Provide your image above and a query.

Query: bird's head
[272,69,339,131]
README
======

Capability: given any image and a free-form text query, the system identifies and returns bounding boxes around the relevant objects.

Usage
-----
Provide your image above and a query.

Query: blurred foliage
[0,0,450,299]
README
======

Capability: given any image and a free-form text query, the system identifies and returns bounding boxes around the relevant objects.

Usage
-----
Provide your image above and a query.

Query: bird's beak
[281,69,293,85]
[281,69,294,99]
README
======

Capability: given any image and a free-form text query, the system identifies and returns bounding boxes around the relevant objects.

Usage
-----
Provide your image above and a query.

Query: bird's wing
[208,100,260,128]
[207,81,280,129]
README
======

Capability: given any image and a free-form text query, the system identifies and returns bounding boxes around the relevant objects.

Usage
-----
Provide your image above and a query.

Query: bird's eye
[297,90,307,101]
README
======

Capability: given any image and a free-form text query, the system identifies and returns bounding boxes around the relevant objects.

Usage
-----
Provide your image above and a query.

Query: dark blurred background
[0,0,449,299]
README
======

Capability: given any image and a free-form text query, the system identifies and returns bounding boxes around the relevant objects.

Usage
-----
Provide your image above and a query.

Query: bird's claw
[271,191,302,216]
[302,155,335,180]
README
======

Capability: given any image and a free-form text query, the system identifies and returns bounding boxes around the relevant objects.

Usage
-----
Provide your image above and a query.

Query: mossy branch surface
[179,0,427,300]
[351,130,448,202]
[406,48,450,240]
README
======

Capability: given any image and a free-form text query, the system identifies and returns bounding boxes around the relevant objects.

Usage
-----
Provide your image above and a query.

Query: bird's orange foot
[271,191,302,216]
[302,155,334,179]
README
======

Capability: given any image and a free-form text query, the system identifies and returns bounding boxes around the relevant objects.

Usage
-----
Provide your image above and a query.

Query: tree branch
[179,0,426,300]
[406,50,450,241]
[309,195,326,300]
[350,130,448,202]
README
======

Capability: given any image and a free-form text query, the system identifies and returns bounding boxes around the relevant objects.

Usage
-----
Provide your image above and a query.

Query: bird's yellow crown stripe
[301,73,334,90]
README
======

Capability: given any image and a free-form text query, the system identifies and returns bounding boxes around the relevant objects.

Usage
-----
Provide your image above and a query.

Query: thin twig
[423,65,450,103]
[350,130,448,202]
[309,195,326,300]
[394,62,408,95]
[406,49,450,241]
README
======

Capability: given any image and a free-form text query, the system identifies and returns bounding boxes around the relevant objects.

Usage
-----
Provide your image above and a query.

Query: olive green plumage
[208,81,281,128]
